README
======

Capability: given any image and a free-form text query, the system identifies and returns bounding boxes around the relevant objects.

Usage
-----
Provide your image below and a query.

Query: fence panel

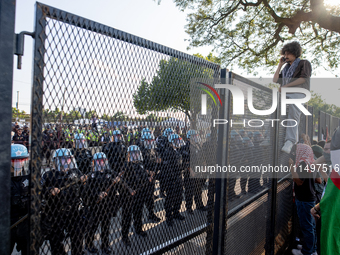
[30,3,220,254]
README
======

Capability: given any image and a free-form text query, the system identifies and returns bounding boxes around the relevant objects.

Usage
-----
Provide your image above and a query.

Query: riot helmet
[168,134,185,149]
[162,128,174,138]
[141,133,156,149]
[231,130,243,144]
[92,152,110,172]
[53,148,78,172]
[141,127,152,136]
[112,129,124,143]
[253,131,264,144]
[74,133,88,149]
[187,130,201,143]
[127,145,143,162]
[239,129,246,138]
[243,136,254,148]
[11,144,29,177]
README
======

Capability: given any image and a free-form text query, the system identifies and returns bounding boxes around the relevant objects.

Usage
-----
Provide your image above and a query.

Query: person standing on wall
[273,41,312,154]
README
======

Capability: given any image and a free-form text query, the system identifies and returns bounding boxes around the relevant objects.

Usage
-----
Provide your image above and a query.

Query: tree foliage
[133,57,216,121]
[169,0,340,73]
[308,91,340,124]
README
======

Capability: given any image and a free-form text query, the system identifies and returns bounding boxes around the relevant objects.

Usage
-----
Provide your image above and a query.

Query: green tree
[133,57,217,121]
[168,0,340,73]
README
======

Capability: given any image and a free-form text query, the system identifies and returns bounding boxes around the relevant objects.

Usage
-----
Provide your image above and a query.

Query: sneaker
[282,140,294,154]
[297,244,302,250]
[85,245,98,254]
[291,249,303,255]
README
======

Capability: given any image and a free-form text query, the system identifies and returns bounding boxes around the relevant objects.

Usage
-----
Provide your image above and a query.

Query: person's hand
[301,133,312,147]
[114,176,121,183]
[80,175,88,183]
[131,190,136,196]
[310,207,320,221]
[50,187,60,196]
[289,158,294,166]
[279,56,286,66]
[99,191,108,200]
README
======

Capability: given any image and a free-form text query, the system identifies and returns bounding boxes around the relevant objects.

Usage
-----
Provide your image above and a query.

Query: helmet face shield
[11,158,29,177]
[94,158,109,172]
[55,156,78,172]
[75,139,88,149]
[172,138,185,148]
[129,150,143,162]
[191,134,201,144]
[143,138,156,149]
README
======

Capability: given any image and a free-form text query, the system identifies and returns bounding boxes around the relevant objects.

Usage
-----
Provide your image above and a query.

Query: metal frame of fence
[0,0,17,254]
[0,2,321,255]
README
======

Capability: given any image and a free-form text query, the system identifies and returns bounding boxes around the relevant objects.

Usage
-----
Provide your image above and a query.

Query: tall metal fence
[2,2,317,255]
[318,111,340,141]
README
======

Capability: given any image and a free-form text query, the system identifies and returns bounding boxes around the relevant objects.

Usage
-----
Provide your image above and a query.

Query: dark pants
[145,179,156,215]
[86,202,111,248]
[10,219,28,255]
[121,192,144,238]
[184,170,204,210]
[44,209,85,255]
[164,175,183,220]
[295,199,317,255]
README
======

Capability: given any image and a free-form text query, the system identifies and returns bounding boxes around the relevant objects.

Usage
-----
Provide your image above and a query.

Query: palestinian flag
[320,128,340,255]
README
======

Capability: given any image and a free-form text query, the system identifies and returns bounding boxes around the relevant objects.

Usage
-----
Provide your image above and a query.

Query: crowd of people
[10,123,215,255]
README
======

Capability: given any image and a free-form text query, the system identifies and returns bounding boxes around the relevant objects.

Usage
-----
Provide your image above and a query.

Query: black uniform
[42,132,56,165]
[11,175,29,255]
[84,169,119,251]
[121,161,149,240]
[156,136,169,197]
[181,140,205,213]
[41,169,85,255]
[71,148,93,175]
[13,133,28,147]
[162,145,184,223]
[140,146,160,220]
[103,141,126,173]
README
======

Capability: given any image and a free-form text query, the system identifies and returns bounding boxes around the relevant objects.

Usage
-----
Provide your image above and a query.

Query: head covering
[295,143,315,170]
[311,145,323,158]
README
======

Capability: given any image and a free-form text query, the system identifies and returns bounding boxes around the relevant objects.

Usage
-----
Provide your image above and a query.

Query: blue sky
[13,0,340,113]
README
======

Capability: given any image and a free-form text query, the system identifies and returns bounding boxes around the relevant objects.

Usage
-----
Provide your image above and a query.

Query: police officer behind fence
[164,133,186,226]
[121,145,149,246]
[10,144,30,255]
[181,130,206,214]
[85,152,120,254]
[156,128,174,199]
[41,148,87,255]
[103,129,126,174]
[71,133,93,175]
[140,131,161,223]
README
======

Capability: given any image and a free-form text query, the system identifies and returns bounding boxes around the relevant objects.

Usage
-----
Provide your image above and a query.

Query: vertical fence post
[30,3,46,253]
[265,91,279,255]
[212,69,230,255]
[0,0,16,253]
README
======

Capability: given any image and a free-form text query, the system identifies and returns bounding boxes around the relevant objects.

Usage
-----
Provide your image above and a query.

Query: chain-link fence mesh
[8,3,324,255]
[29,3,220,255]
[318,111,340,141]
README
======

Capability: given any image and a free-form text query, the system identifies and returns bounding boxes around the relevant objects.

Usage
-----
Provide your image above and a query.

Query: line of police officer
[11,126,209,254]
